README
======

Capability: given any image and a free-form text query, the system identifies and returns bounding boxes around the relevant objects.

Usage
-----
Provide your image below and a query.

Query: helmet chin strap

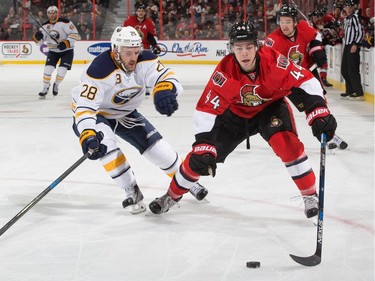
[114,49,131,74]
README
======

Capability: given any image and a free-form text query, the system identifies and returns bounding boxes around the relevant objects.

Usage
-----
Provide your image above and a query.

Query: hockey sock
[269,131,316,195]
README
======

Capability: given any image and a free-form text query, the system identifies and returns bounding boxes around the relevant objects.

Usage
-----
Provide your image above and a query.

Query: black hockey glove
[311,49,327,67]
[57,40,70,50]
[152,45,161,55]
[306,107,337,142]
[80,130,107,160]
[33,31,43,42]
[189,143,217,177]
[153,81,178,116]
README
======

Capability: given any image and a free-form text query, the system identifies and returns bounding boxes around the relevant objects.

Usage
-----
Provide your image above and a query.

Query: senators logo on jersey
[288,45,304,66]
[239,85,271,107]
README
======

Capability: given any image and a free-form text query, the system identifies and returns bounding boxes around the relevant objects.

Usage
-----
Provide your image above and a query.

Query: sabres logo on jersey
[239,85,271,107]
[211,71,227,87]
[112,86,142,105]
[288,45,304,66]
[49,30,60,40]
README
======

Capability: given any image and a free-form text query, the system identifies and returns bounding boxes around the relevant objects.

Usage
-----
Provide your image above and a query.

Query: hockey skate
[38,87,49,99]
[303,193,318,218]
[189,182,208,201]
[327,135,348,150]
[52,83,58,96]
[149,193,181,214]
[122,184,146,214]
[322,78,333,87]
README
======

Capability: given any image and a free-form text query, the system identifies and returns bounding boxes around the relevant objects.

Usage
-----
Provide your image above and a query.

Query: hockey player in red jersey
[265,4,348,150]
[148,21,337,218]
[123,3,161,54]
[265,5,329,86]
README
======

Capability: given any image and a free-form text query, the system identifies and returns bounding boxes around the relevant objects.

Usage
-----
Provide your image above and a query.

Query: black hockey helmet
[278,4,298,18]
[135,2,147,10]
[308,10,317,18]
[333,2,343,9]
[316,9,325,16]
[229,21,258,44]
[344,0,357,6]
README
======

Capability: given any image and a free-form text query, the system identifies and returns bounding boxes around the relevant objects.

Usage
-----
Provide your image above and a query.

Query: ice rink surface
[0,63,374,281]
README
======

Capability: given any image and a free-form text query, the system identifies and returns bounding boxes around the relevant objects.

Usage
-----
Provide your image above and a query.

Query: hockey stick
[15,0,59,44]
[290,0,309,22]
[0,152,91,237]
[289,133,327,266]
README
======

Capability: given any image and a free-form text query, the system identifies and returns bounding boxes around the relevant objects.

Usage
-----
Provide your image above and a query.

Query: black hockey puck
[246,261,261,268]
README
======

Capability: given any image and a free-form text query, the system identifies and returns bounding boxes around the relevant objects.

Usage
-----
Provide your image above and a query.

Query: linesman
[340,0,365,101]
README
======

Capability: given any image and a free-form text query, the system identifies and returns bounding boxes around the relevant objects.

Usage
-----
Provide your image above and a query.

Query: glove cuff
[79,129,96,145]
[192,143,217,157]
[152,81,175,96]
[306,107,330,125]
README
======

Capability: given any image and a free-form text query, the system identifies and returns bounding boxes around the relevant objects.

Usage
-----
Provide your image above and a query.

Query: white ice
[0,63,373,281]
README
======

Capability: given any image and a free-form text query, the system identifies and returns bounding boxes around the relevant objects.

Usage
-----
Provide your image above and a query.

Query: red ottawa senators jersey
[123,16,157,49]
[264,20,319,69]
[195,46,324,121]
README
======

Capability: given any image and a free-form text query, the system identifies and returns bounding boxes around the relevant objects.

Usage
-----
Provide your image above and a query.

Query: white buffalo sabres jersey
[36,18,80,52]
[72,50,183,134]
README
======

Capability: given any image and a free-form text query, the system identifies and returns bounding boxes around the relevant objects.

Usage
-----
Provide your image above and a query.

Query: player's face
[136,8,146,20]
[232,41,257,72]
[279,16,295,37]
[118,46,141,71]
[47,10,57,22]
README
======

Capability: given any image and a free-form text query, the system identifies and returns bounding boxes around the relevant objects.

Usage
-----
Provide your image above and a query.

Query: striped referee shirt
[343,9,364,46]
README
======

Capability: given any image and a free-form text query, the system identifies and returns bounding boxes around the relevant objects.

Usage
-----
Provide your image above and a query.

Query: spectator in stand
[177,0,191,20]
[0,26,9,40]
[77,22,91,40]
[123,2,161,55]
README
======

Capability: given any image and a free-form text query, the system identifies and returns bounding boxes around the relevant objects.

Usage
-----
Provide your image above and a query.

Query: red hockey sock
[269,131,316,195]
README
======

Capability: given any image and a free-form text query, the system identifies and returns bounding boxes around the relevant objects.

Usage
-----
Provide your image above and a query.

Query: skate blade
[128,200,147,215]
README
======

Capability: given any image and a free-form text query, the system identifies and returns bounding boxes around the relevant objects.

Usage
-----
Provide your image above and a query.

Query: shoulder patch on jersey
[264,38,274,47]
[57,18,70,23]
[276,54,289,70]
[87,50,118,79]
[138,50,158,63]
[211,71,227,87]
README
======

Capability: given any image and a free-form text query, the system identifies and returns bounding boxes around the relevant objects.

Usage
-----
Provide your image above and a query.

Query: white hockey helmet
[47,6,58,14]
[111,26,142,51]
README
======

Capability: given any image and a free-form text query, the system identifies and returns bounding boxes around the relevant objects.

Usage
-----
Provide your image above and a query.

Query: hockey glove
[189,143,217,177]
[311,49,327,67]
[80,130,107,160]
[153,81,178,116]
[33,31,43,42]
[306,107,337,142]
[152,45,161,55]
[57,40,70,50]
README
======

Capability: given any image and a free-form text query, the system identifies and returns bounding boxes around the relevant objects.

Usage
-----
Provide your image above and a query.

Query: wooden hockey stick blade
[289,253,321,266]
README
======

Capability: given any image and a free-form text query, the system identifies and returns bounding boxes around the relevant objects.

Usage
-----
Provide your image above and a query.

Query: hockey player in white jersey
[33,6,80,99]
[71,26,208,214]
